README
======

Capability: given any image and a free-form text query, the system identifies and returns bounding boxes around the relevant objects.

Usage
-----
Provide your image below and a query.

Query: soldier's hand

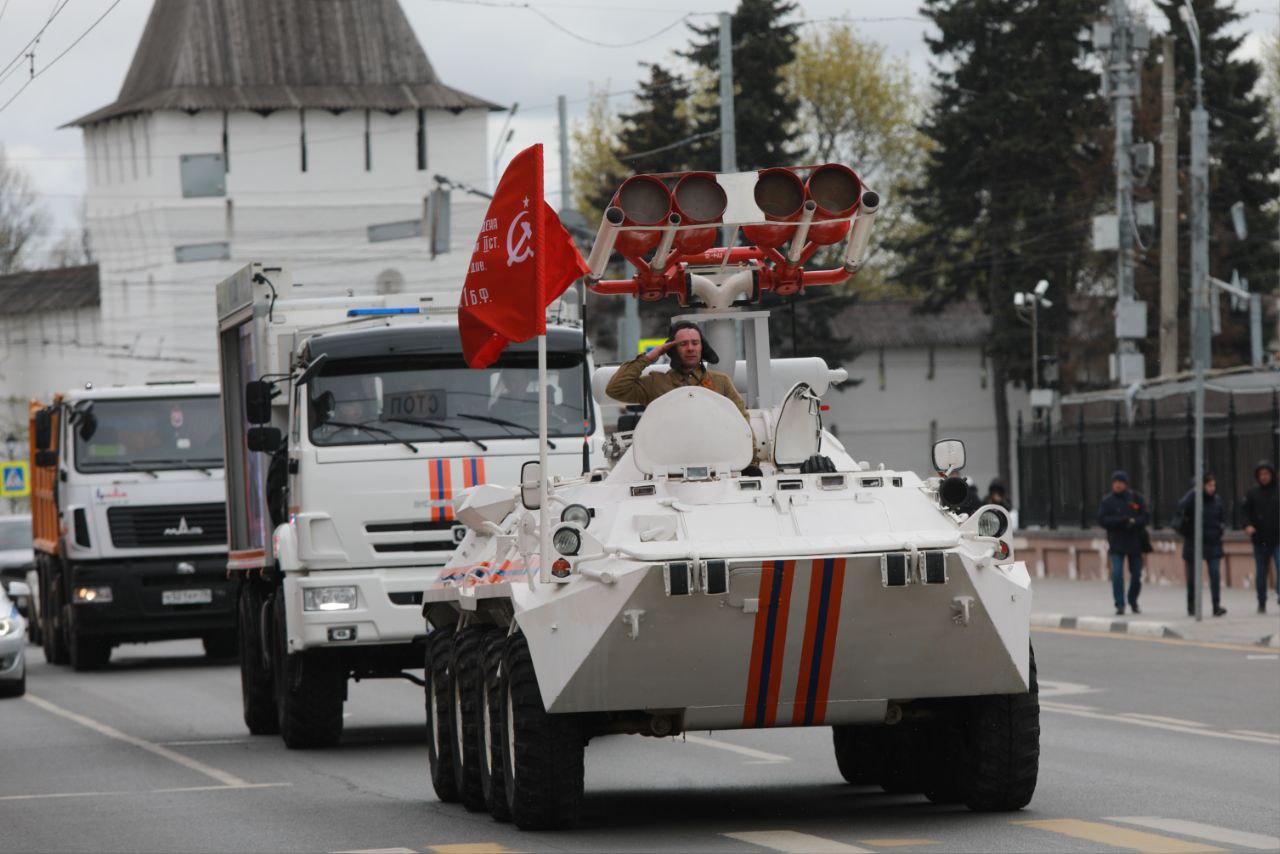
[643,340,674,363]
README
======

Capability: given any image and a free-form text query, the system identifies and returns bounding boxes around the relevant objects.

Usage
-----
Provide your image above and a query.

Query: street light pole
[1184,0,1209,623]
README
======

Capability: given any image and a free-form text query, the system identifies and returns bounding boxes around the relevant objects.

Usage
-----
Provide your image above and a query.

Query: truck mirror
[520,460,542,510]
[33,408,53,450]
[247,426,284,454]
[77,411,98,442]
[932,438,966,474]
[245,381,274,425]
[34,450,57,468]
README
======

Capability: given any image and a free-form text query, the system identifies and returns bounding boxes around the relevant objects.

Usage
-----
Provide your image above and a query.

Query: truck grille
[107,503,227,548]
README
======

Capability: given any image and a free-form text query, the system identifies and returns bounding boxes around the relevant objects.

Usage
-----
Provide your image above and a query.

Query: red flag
[459,144,590,368]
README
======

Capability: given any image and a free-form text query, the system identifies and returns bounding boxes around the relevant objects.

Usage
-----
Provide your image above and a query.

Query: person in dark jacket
[1177,473,1226,617]
[1097,469,1149,615]
[1242,460,1279,613]
[985,478,1013,514]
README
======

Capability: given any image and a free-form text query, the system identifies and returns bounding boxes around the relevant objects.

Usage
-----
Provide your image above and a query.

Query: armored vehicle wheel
[272,594,344,749]
[43,571,69,666]
[500,632,584,830]
[425,628,459,802]
[238,582,278,735]
[876,725,927,794]
[478,629,511,822]
[832,725,880,785]
[203,631,238,660]
[68,611,110,672]
[450,626,488,811]
[958,648,1039,811]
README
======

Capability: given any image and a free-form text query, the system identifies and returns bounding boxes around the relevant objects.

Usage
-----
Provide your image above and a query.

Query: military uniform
[605,356,748,420]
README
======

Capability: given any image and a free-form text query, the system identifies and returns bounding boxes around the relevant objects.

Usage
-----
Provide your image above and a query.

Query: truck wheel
[478,629,511,822]
[203,632,238,660]
[68,610,110,672]
[425,629,458,802]
[272,594,344,749]
[43,568,69,666]
[500,632,584,830]
[450,625,488,811]
[832,725,881,785]
[238,582,278,735]
[959,648,1040,811]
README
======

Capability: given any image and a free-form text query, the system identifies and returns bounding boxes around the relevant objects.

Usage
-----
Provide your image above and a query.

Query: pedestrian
[985,478,1013,514]
[1097,469,1149,616]
[1241,460,1279,614]
[1176,473,1226,617]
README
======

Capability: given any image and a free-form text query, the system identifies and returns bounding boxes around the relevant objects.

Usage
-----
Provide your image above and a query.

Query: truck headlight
[977,509,1008,538]
[303,586,358,611]
[74,586,113,604]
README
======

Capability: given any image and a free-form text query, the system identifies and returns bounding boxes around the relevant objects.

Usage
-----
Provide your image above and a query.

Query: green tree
[614,63,694,175]
[0,147,47,275]
[1154,0,1278,369]
[683,0,801,171]
[896,0,1105,485]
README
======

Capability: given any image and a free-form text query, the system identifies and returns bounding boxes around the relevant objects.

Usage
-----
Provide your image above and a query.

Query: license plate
[162,588,212,606]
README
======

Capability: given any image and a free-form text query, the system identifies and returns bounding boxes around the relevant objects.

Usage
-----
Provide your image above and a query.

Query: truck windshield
[308,351,592,447]
[74,396,224,474]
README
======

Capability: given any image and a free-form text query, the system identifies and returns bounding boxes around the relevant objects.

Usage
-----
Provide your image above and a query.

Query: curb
[1032,612,1187,640]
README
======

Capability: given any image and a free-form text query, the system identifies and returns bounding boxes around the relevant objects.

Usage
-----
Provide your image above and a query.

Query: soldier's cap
[666,320,719,365]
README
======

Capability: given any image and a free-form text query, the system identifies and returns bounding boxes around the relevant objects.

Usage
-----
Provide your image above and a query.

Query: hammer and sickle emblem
[506,210,534,267]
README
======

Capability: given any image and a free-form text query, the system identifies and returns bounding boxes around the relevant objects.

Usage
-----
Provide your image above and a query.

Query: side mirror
[34,408,53,450]
[932,438,966,474]
[34,450,57,468]
[245,381,274,425]
[247,426,284,454]
[77,411,97,442]
[520,460,542,510]
[938,475,970,509]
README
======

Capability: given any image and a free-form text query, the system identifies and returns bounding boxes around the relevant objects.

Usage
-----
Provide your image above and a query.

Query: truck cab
[29,384,233,670]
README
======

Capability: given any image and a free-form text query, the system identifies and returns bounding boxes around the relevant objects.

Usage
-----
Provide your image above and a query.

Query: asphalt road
[2,628,1277,854]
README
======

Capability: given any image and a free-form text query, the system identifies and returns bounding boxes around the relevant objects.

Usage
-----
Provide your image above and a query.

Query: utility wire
[0,0,124,114]
[0,0,70,81]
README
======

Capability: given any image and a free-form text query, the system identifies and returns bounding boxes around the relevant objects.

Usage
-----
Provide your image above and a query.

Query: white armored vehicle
[423,165,1038,828]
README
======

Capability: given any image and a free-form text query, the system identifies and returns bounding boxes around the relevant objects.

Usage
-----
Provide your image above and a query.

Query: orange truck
[28,383,234,670]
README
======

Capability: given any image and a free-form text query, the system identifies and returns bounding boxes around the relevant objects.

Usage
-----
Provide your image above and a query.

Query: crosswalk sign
[1,462,29,498]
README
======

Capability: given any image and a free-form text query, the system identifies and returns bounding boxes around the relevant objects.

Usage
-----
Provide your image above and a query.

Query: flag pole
[537,331,550,584]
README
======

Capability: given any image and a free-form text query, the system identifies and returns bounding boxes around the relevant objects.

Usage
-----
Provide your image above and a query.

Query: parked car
[0,581,28,697]
[0,515,36,642]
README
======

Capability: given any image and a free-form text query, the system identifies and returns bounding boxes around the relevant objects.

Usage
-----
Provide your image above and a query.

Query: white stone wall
[824,345,1031,494]
[45,105,492,390]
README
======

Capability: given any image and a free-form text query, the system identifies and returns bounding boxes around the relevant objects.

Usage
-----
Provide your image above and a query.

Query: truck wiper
[144,458,213,475]
[379,417,488,452]
[322,420,419,454]
[456,413,556,449]
[81,460,159,478]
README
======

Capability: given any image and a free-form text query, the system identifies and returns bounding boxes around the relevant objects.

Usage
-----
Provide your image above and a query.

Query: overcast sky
[0,0,1274,252]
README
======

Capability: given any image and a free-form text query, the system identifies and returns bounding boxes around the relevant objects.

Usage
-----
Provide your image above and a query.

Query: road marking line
[1015,819,1224,852]
[1033,626,1270,654]
[1245,654,1278,660]
[1040,703,1280,746]
[1041,701,1099,712]
[1229,729,1280,739]
[1119,713,1209,728]
[724,831,872,853]
[1110,817,1280,850]
[858,839,937,847]
[1038,679,1100,699]
[160,739,252,746]
[428,845,520,854]
[0,782,290,802]
[682,734,791,763]
[332,848,418,854]
[23,693,250,787]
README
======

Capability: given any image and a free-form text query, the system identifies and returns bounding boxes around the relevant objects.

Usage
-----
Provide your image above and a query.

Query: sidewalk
[1030,576,1280,647]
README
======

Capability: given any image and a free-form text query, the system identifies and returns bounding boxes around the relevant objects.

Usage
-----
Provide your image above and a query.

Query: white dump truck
[424,164,1038,828]
[29,384,233,670]
[216,263,602,748]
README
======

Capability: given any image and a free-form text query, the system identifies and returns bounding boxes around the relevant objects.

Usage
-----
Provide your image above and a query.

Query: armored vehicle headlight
[978,509,1008,538]
[552,526,582,556]
[560,504,592,528]
[303,586,358,611]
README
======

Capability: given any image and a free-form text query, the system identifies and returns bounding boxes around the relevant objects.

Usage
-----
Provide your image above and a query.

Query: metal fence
[1017,384,1280,530]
